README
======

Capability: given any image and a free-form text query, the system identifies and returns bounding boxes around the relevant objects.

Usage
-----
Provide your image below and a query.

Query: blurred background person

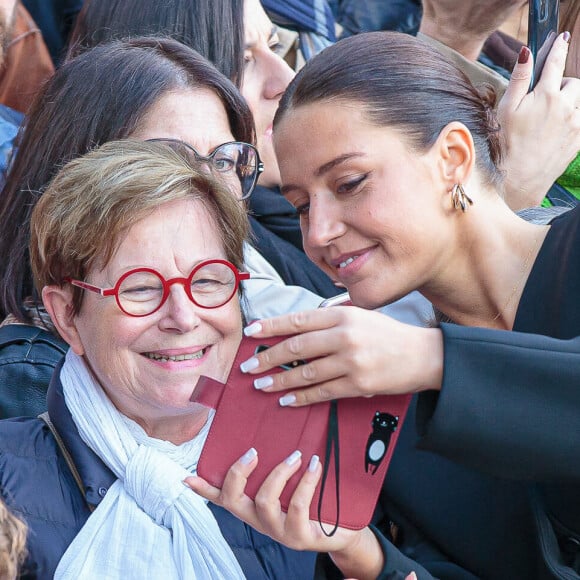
[0,498,26,580]
[0,0,53,113]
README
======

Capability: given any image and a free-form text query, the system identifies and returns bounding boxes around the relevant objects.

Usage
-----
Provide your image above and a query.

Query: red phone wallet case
[191,333,411,531]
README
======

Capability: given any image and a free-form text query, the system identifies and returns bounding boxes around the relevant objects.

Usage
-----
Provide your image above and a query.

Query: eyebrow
[244,26,278,50]
[280,153,365,195]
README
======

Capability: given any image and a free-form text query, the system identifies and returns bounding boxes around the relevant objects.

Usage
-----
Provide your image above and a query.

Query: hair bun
[477,84,502,166]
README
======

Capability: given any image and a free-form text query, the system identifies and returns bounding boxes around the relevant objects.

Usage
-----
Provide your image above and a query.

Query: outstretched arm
[238,307,443,406]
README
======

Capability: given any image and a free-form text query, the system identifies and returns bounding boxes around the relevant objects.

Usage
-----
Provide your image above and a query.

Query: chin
[348,287,393,311]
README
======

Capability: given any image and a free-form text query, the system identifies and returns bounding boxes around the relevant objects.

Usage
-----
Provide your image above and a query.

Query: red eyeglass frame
[65,259,250,317]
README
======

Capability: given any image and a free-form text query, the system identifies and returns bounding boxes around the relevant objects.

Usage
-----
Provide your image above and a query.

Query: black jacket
[415,205,580,577]
[0,324,66,418]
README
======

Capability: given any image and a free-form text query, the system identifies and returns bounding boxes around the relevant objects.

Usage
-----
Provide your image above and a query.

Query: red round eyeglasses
[66,259,250,317]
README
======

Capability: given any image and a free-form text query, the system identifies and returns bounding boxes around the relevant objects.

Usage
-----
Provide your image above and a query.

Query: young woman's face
[241,0,294,189]
[274,101,455,309]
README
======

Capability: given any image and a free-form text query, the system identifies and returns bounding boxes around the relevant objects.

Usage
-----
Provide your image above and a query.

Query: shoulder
[0,417,89,578]
[0,417,60,514]
[0,324,67,417]
[0,417,59,479]
[0,415,51,447]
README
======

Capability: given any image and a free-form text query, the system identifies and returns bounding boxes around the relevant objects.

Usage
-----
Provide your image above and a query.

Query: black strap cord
[317,400,340,536]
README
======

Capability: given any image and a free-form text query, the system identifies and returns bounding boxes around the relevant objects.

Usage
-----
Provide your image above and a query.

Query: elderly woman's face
[67,198,242,439]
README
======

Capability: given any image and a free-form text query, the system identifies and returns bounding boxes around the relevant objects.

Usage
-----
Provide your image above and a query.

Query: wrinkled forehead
[132,89,236,156]
[91,198,224,275]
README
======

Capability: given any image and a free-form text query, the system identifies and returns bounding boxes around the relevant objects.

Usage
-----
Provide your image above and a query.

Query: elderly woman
[0,37,333,419]
[187,32,580,578]
[0,140,325,578]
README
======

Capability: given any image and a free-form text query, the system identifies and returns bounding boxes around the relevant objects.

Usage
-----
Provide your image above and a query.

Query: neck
[419,21,486,61]
[422,199,549,330]
[126,405,210,445]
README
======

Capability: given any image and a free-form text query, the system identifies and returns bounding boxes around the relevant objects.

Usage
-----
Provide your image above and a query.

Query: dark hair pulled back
[275,31,503,186]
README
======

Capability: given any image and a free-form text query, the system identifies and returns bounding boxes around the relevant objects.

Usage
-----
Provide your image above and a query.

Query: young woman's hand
[184,448,384,579]
[498,32,580,210]
[236,307,443,407]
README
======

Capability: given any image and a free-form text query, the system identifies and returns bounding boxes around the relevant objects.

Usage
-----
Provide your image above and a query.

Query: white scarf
[55,350,245,580]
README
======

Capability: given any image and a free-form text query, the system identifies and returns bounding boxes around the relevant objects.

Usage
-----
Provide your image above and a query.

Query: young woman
[189,32,580,578]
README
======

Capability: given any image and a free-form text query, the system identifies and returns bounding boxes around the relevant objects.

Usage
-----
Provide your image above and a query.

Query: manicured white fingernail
[308,455,320,472]
[285,450,302,466]
[254,376,273,390]
[244,322,262,336]
[240,357,259,373]
[240,447,257,465]
[279,394,296,407]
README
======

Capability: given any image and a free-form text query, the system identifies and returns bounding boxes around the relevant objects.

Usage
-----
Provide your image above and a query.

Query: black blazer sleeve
[416,323,580,482]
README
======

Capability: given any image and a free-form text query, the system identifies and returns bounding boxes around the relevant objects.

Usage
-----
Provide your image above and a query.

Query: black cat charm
[365,412,399,475]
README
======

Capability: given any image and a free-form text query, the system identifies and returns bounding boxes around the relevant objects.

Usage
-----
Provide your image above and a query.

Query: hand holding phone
[528,0,559,90]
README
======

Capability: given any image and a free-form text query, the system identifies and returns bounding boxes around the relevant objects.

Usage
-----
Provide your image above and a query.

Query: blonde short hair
[0,499,27,580]
[30,140,250,314]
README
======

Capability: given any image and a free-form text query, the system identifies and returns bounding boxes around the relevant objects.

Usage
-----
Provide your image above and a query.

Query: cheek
[213,302,243,343]
[241,74,260,110]
[75,304,142,361]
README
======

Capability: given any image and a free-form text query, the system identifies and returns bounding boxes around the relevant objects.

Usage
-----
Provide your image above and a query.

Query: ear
[433,121,476,190]
[42,285,85,356]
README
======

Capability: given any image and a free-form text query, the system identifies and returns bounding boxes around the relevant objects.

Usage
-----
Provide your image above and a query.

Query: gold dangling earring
[450,183,474,212]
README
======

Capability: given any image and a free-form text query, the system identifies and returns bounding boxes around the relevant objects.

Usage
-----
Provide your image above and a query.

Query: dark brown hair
[0,37,254,323]
[67,0,245,86]
[275,31,503,185]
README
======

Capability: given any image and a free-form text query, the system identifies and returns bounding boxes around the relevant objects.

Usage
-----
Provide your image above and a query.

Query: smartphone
[318,292,351,308]
[528,0,559,90]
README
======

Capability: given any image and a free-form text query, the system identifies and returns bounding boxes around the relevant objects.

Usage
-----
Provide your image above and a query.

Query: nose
[264,51,295,100]
[158,284,201,333]
[304,195,346,250]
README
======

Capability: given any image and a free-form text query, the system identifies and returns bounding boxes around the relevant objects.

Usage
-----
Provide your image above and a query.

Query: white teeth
[338,256,358,269]
[144,350,205,362]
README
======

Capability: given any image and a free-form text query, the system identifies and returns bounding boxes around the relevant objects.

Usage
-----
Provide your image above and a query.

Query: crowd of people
[0,0,578,579]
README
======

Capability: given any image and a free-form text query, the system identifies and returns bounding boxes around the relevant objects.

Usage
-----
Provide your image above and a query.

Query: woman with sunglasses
[0,139,326,578]
[0,37,334,419]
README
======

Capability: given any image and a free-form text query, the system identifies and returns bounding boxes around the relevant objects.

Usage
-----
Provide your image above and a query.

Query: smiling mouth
[143,349,206,363]
[337,256,359,269]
